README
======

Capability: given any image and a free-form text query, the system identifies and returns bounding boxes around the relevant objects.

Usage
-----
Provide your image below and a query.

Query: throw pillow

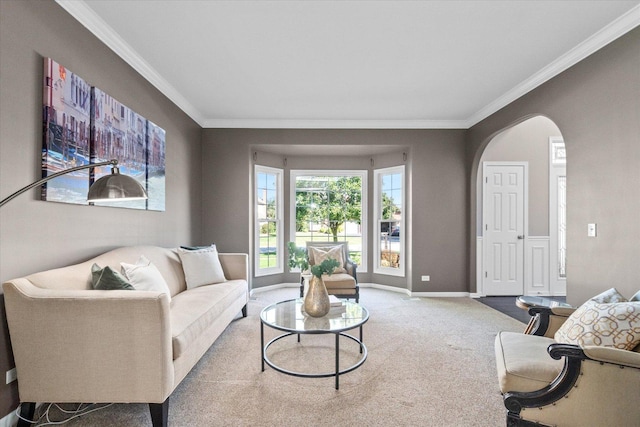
[590,287,627,303]
[91,263,134,290]
[554,300,640,350]
[309,245,347,274]
[630,290,640,302]
[180,244,215,251]
[120,256,172,302]
[177,245,226,289]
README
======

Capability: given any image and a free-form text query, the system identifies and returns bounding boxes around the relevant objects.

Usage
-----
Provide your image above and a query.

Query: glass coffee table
[260,298,369,389]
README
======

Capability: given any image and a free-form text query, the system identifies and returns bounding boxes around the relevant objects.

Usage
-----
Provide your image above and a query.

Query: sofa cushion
[90,264,134,290]
[170,280,246,360]
[321,273,357,295]
[554,300,640,350]
[121,256,172,302]
[494,331,563,393]
[177,245,226,289]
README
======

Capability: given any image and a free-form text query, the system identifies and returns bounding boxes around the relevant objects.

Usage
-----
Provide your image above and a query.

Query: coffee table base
[261,328,367,390]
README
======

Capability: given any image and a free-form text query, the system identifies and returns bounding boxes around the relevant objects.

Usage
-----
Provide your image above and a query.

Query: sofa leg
[149,399,168,427]
[242,304,247,317]
[17,402,36,427]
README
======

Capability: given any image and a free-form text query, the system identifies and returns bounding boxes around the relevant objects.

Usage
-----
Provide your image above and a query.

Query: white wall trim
[57,1,640,130]
[525,236,550,296]
[0,410,16,427]
[465,5,640,127]
[476,236,483,295]
[55,0,204,126]
[251,282,473,298]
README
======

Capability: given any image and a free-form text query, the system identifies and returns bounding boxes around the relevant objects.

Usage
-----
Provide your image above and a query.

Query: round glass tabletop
[260,298,369,334]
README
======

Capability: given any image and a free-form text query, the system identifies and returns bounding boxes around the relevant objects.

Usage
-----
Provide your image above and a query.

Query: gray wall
[201,129,468,294]
[467,27,640,305]
[478,116,562,237]
[0,0,202,416]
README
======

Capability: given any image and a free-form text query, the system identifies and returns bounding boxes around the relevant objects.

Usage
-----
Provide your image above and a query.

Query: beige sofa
[3,246,249,427]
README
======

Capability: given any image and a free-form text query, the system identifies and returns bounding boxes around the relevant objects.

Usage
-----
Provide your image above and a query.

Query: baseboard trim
[1,408,17,427]
[251,283,472,298]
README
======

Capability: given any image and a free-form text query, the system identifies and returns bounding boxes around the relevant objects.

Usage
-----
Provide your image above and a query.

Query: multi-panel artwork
[42,58,165,211]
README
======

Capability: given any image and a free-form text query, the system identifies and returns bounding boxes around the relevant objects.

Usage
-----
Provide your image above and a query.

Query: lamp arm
[0,159,118,208]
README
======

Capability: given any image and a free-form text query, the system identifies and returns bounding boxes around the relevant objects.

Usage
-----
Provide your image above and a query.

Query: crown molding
[201,118,468,129]
[55,0,205,127]
[58,1,639,130]
[466,4,640,128]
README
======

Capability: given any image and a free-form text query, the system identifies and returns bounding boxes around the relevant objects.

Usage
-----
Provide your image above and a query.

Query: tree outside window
[292,172,366,269]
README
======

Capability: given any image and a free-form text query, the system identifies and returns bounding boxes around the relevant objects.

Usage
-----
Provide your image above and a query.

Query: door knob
[517,235,525,240]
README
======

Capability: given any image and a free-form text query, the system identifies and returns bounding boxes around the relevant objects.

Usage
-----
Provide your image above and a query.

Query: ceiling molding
[202,118,468,129]
[55,0,205,127]
[58,1,640,130]
[466,4,640,128]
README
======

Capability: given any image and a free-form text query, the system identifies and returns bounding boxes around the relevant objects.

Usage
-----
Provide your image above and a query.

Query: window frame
[254,165,284,277]
[289,169,368,273]
[373,165,405,277]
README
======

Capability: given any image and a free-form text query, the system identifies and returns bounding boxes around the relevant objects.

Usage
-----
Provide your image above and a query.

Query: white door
[483,163,527,295]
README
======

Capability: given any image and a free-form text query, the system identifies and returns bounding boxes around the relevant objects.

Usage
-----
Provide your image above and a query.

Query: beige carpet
[30,288,524,426]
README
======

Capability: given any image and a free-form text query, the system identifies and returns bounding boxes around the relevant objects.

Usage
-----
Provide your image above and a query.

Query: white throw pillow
[121,256,172,302]
[309,245,347,273]
[177,245,226,289]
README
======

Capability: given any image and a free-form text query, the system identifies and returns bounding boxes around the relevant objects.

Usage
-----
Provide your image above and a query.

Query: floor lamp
[0,159,148,208]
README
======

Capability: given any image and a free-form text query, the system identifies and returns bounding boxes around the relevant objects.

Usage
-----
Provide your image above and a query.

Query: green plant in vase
[305,257,340,317]
[310,258,340,278]
[287,242,309,272]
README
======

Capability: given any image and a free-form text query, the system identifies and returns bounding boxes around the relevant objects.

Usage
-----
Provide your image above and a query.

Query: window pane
[255,166,282,275]
[259,221,278,269]
[294,174,363,267]
[375,166,404,275]
[379,221,400,269]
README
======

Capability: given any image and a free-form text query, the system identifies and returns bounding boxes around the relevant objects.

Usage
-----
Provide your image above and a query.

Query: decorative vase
[304,276,330,317]
[301,273,313,297]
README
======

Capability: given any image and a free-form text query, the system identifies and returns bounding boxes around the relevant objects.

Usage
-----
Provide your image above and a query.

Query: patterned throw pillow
[554,300,640,350]
[590,287,627,303]
[309,246,347,274]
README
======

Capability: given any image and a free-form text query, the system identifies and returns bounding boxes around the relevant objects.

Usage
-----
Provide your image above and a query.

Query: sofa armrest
[582,345,640,368]
[3,279,174,404]
[504,343,640,426]
[527,306,576,337]
[345,259,358,282]
[219,253,249,281]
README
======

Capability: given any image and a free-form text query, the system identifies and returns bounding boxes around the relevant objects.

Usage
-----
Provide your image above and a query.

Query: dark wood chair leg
[241,304,247,317]
[17,402,36,427]
[149,399,168,427]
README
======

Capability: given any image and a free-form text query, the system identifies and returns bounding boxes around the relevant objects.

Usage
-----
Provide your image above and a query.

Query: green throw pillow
[91,263,134,290]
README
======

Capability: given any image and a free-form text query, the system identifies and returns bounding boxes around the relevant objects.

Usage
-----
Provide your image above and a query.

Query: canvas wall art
[42,58,92,205]
[41,58,166,211]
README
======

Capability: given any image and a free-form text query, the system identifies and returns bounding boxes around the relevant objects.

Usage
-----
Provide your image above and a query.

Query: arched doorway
[476,116,566,296]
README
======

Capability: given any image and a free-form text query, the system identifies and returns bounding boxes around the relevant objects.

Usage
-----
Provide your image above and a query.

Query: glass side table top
[260,298,369,334]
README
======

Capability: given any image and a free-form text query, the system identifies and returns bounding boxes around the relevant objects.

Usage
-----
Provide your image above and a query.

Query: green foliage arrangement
[287,242,309,272]
[310,258,340,278]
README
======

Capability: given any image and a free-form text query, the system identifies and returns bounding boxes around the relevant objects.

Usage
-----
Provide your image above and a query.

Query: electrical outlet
[587,223,597,237]
[421,275,430,281]
[5,368,16,384]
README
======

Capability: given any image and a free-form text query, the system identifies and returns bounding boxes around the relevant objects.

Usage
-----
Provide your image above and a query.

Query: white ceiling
[57,0,640,129]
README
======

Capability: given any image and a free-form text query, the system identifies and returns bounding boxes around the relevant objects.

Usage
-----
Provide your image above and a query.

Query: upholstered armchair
[494,289,640,427]
[299,241,359,302]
